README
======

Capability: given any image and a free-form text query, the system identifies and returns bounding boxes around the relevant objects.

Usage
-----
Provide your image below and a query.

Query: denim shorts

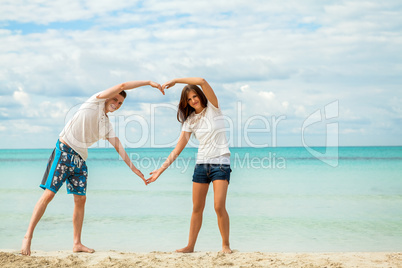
[40,140,88,195]
[192,164,231,184]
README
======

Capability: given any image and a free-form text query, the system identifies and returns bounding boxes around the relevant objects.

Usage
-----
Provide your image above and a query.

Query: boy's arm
[107,136,147,185]
[97,80,163,99]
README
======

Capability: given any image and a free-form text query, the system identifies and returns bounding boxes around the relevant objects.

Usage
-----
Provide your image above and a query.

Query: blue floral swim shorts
[40,140,88,195]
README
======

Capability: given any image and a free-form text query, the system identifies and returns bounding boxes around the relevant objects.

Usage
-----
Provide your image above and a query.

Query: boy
[21,80,162,255]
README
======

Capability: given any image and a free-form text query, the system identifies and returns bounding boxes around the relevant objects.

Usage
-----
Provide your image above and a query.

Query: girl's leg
[212,180,231,253]
[176,182,209,253]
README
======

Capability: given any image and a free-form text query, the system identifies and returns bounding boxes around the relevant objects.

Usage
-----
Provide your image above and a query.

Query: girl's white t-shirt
[59,92,116,161]
[182,101,230,164]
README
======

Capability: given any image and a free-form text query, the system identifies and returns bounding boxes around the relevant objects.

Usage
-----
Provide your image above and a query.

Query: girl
[147,77,232,253]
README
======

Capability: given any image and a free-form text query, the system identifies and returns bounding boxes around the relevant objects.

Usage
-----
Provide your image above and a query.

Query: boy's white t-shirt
[182,101,230,164]
[59,92,116,161]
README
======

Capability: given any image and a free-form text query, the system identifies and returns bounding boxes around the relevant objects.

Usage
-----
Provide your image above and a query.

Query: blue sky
[0,0,401,149]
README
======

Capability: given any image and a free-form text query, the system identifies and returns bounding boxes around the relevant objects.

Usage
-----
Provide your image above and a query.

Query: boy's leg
[21,189,55,256]
[72,194,94,253]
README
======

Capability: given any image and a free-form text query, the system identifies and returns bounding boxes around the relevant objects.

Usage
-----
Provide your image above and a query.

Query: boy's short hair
[119,90,127,99]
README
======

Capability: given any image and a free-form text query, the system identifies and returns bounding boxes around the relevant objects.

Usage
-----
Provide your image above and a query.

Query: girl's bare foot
[73,243,95,253]
[21,236,32,256]
[221,245,232,254]
[175,246,194,253]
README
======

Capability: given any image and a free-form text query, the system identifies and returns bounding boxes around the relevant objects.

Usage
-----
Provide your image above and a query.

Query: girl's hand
[147,169,162,184]
[162,80,176,90]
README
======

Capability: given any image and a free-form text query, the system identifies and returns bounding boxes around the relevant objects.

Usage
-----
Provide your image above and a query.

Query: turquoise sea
[1,146,402,252]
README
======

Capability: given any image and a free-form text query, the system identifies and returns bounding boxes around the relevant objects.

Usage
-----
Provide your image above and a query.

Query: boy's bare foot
[73,243,95,253]
[21,236,32,256]
[175,246,194,253]
[221,245,232,254]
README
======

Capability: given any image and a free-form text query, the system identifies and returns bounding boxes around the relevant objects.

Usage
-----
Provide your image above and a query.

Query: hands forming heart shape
[136,79,179,185]
[129,77,214,186]
[149,79,178,96]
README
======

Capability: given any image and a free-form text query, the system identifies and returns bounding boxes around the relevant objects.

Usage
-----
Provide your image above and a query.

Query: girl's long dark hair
[177,85,208,123]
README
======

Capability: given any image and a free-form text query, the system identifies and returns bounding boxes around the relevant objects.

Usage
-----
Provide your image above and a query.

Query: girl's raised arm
[162,77,219,108]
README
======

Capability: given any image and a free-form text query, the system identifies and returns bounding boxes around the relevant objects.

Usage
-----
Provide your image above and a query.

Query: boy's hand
[132,167,147,185]
[150,81,164,95]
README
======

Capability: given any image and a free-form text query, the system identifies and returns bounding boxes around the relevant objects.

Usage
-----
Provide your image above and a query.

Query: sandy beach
[1,249,401,268]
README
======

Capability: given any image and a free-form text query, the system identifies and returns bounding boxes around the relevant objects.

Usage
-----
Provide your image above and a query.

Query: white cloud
[294,105,307,118]
[341,128,365,134]
[258,91,275,101]
[0,0,140,24]
[240,85,249,93]
[0,0,402,147]
[13,87,30,107]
